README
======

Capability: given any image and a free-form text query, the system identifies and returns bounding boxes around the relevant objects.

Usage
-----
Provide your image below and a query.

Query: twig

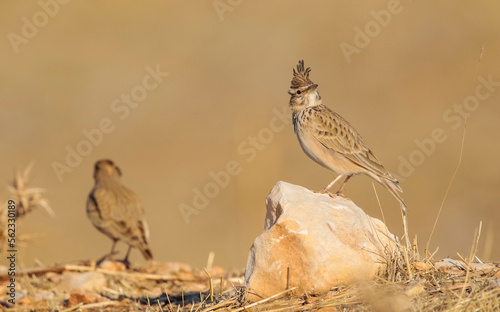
[164,289,174,312]
[230,287,297,312]
[286,267,290,290]
[60,303,83,312]
[456,222,483,307]
[372,183,386,226]
[456,253,472,271]
[0,264,199,282]
[61,301,119,311]
[401,209,413,280]
[414,235,420,260]
[429,247,439,260]
[220,276,224,298]
[470,221,483,264]
[206,251,215,271]
[200,297,238,312]
[426,120,467,262]
[203,268,214,303]
[471,44,485,89]
[0,265,65,280]
[482,221,495,261]
[64,264,197,281]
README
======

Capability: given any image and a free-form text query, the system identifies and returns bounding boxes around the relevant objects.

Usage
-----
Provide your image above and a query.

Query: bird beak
[308,84,318,91]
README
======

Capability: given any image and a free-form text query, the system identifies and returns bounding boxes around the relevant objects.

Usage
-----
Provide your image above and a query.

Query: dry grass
[0,163,54,253]
[1,204,499,311]
[1,240,499,312]
[7,163,55,218]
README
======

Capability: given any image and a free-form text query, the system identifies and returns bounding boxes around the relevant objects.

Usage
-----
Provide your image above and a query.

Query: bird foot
[314,189,338,198]
[96,250,120,266]
[117,258,131,269]
[335,191,349,199]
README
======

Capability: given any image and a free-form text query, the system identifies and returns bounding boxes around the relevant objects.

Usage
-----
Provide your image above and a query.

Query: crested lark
[87,159,153,266]
[288,60,409,218]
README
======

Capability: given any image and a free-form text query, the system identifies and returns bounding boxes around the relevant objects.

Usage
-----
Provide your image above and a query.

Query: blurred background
[1,1,499,270]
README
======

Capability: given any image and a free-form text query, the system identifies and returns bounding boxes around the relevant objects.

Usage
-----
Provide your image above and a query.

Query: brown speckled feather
[296,105,400,187]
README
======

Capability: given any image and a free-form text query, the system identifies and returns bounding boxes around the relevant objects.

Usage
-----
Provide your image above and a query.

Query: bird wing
[116,187,151,256]
[118,187,150,241]
[114,186,149,234]
[90,186,149,244]
[87,187,125,241]
[307,106,394,180]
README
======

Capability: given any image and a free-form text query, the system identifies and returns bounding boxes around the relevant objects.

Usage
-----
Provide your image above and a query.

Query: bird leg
[315,175,344,198]
[323,175,344,192]
[335,175,353,198]
[119,246,132,269]
[96,240,120,265]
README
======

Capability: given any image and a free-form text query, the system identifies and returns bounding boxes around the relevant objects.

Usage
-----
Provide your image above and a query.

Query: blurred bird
[86,159,152,266]
[288,60,408,234]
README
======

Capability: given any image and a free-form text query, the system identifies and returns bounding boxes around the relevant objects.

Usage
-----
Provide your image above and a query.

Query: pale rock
[470,262,497,272]
[489,278,500,288]
[434,258,466,271]
[145,261,193,275]
[68,290,108,307]
[414,261,432,271]
[434,258,497,273]
[59,271,107,291]
[405,280,426,297]
[245,181,397,300]
[99,260,127,271]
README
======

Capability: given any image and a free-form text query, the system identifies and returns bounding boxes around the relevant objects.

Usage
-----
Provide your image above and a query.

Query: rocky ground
[2,179,499,311]
[1,258,499,312]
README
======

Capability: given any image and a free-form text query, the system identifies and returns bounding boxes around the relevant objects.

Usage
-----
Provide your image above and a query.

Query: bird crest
[290,60,314,89]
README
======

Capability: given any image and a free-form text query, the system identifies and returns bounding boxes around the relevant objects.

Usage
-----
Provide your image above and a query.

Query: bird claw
[335,192,349,200]
[313,189,350,200]
[314,189,338,198]
[96,256,107,266]
[96,249,120,266]
[117,258,131,269]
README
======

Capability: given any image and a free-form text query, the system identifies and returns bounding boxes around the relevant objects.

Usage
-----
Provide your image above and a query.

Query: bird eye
[296,90,301,95]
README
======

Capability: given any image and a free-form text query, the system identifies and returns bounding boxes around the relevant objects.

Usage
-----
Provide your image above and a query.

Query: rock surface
[434,258,498,273]
[244,181,397,300]
[59,271,107,291]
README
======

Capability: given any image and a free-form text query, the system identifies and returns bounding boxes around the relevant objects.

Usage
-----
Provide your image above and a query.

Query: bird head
[288,60,321,113]
[93,159,122,181]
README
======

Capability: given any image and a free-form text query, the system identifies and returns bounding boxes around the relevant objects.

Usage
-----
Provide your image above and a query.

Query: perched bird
[288,60,408,217]
[86,159,152,266]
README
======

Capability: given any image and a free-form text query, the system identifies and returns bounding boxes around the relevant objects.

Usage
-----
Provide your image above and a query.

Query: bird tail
[137,220,153,260]
[377,175,411,250]
[139,244,153,260]
[378,176,408,215]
